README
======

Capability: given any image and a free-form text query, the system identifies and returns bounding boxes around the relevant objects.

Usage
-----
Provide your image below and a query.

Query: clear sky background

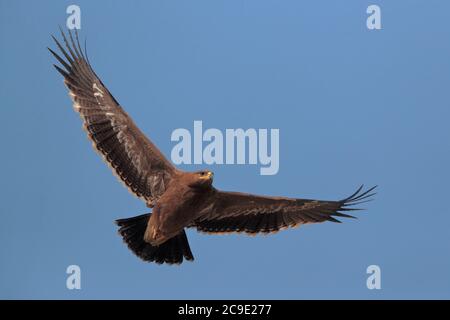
[1,0,449,299]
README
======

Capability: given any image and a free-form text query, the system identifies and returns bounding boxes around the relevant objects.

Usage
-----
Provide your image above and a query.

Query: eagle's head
[188,170,214,188]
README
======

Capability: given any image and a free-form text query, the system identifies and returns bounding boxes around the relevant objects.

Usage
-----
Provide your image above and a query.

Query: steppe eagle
[49,29,376,265]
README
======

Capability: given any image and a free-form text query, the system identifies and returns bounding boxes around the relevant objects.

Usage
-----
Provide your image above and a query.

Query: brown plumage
[49,29,376,265]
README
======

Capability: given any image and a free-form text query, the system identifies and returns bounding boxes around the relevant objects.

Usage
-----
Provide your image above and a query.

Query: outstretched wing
[49,29,177,205]
[192,185,376,234]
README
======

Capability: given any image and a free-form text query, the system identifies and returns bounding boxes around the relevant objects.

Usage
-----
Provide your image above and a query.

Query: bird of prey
[49,29,376,265]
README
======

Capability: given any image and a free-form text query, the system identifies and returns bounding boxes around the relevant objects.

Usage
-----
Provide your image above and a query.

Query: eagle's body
[145,171,215,246]
[49,29,376,265]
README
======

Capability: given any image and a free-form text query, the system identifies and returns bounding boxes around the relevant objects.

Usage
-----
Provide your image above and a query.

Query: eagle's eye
[198,171,212,179]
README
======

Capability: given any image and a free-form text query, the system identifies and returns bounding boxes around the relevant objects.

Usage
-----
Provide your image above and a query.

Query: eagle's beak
[207,171,213,179]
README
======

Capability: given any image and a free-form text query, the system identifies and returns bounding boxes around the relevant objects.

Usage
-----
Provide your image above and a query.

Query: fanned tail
[115,214,194,265]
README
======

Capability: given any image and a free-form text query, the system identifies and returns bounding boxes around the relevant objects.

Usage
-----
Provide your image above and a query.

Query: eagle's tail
[115,213,194,265]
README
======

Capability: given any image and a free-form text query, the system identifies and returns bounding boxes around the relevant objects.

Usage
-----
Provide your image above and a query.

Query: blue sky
[1,0,449,299]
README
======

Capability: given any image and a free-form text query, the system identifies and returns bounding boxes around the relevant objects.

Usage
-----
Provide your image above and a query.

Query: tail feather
[115,213,194,265]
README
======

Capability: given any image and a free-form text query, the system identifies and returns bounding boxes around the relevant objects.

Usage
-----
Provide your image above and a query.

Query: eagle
[49,29,376,265]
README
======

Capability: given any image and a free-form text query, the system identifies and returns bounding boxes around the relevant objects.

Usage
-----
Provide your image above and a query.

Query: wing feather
[192,186,376,235]
[49,29,177,204]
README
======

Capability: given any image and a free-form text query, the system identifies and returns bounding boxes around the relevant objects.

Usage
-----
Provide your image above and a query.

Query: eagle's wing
[49,29,177,205]
[192,185,376,234]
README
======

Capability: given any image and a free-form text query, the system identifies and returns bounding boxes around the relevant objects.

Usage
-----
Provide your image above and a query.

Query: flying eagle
[49,29,376,265]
